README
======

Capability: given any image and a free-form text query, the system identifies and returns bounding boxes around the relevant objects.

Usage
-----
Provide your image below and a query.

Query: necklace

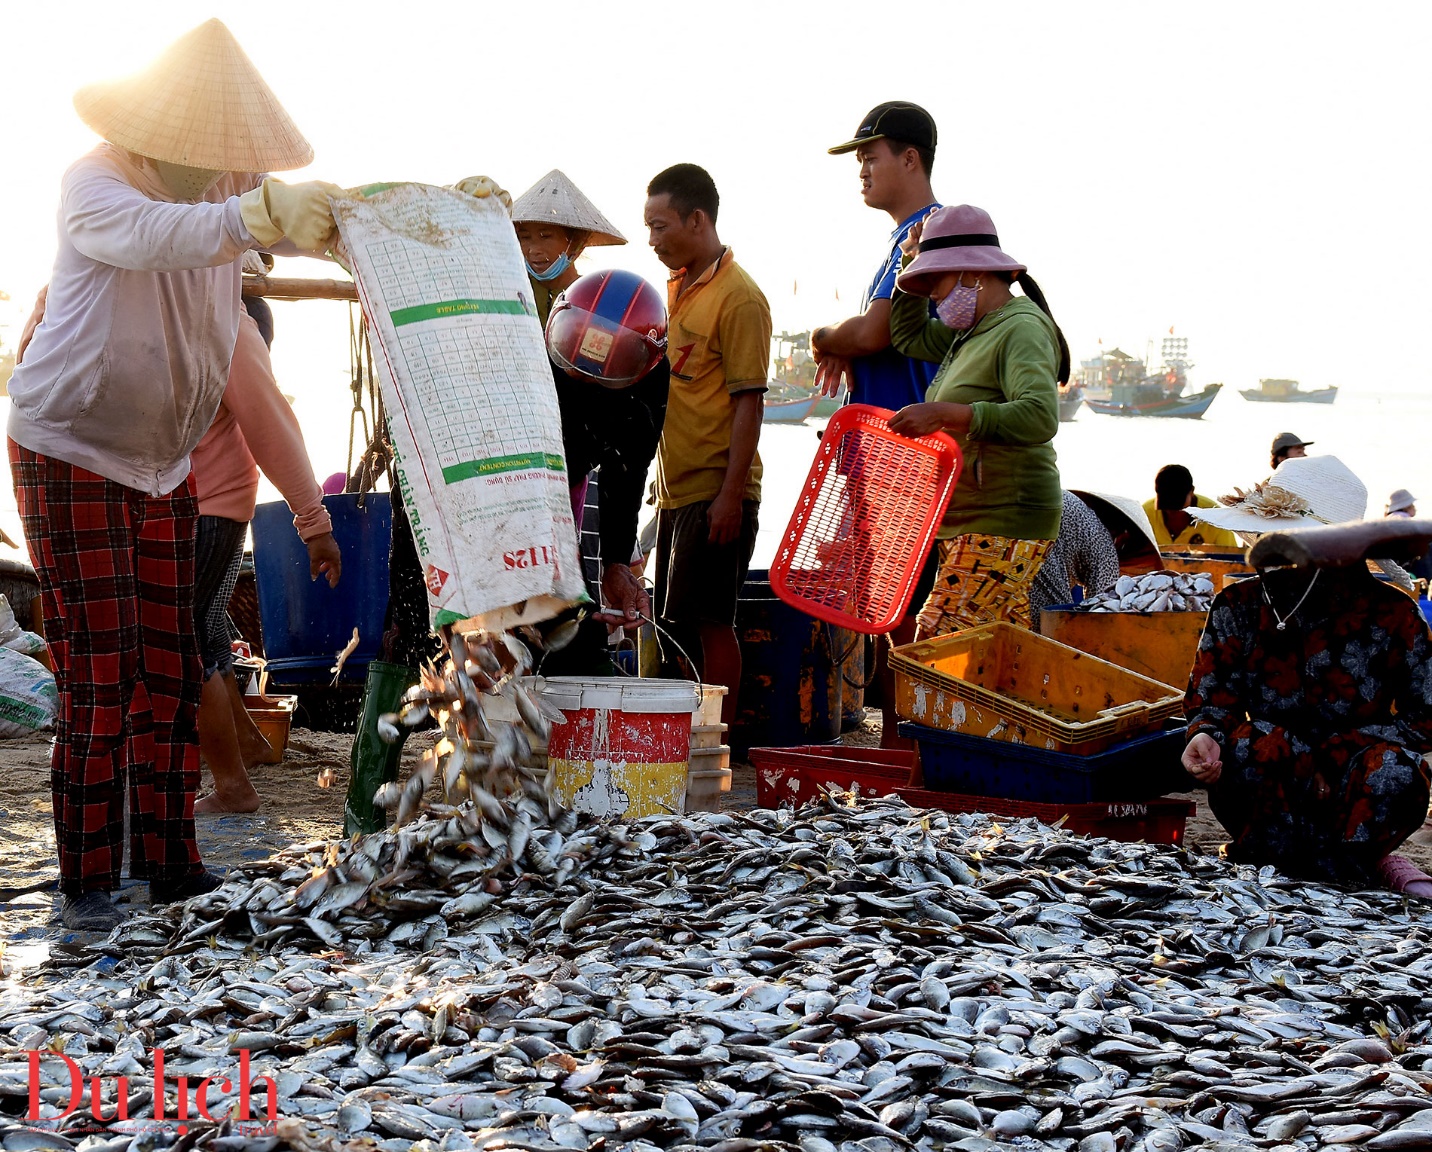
[1262,569,1320,631]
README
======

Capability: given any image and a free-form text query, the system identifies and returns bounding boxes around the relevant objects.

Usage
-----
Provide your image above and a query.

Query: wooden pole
[242,275,358,302]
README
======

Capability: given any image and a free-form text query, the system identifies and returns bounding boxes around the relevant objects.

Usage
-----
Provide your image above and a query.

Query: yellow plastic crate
[890,622,1183,756]
[1039,604,1208,690]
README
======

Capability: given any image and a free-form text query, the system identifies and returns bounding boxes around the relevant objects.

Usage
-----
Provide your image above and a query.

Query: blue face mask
[527,250,572,282]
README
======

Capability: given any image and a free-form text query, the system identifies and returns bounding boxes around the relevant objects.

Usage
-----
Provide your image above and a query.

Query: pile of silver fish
[6,789,1432,1151]
[1079,572,1216,614]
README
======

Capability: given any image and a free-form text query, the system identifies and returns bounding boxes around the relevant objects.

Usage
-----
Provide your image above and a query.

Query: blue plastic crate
[899,720,1189,803]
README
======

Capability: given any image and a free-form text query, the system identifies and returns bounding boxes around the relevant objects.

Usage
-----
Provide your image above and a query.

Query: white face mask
[155,160,224,201]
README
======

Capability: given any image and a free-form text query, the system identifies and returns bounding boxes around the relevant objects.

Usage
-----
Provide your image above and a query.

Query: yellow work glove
[239,178,344,252]
[451,175,512,212]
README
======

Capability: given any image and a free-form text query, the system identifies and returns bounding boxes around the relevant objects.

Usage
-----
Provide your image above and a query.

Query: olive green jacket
[890,291,1062,540]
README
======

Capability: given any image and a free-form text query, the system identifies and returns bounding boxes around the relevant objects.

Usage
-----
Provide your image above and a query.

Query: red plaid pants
[10,442,204,895]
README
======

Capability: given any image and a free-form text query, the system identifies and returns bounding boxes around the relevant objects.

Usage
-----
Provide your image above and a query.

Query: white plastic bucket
[539,677,699,818]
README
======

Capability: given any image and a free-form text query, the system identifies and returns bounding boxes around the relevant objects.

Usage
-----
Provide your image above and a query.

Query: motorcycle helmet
[545,269,667,388]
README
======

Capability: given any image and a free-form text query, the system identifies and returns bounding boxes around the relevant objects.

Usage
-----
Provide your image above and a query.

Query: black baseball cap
[828,101,938,155]
[1271,431,1313,455]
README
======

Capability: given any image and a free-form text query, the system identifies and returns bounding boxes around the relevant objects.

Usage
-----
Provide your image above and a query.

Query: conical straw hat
[510,170,626,246]
[73,19,312,172]
[1070,489,1159,556]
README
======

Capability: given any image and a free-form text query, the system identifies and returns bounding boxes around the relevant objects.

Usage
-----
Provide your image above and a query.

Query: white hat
[1070,489,1159,555]
[1192,455,1368,536]
[510,170,626,247]
[1387,488,1418,515]
[73,19,313,172]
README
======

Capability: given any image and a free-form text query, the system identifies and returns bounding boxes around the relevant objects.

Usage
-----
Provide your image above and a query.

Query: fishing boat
[1080,337,1222,419]
[1240,377,1338,404]
[763,330,825,425]
[1058,384,1084,422]
[762,390,822,424]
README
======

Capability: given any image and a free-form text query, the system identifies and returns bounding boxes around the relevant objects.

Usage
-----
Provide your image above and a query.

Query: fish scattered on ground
[4,776,1432,1150]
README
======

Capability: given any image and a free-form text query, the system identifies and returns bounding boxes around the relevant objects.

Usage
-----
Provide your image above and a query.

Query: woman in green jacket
[888,204,1069,639]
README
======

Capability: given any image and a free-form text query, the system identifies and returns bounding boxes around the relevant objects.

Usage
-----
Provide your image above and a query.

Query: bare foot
[195,787,261,815]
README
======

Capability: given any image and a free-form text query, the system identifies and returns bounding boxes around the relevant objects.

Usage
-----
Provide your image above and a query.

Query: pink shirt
[8,145,262,495]
[190,310,332,541]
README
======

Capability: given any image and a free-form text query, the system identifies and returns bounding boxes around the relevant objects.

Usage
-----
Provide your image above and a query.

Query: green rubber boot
[344,660,417,837]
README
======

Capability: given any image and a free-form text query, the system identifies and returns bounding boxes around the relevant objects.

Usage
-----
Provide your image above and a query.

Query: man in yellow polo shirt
[644,163,771,728]
[1143,464,1241,552]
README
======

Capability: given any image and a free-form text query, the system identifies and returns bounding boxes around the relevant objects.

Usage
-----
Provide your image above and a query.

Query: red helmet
[545,269,667,388]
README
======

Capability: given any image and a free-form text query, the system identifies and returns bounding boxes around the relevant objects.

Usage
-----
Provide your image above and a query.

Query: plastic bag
[0,594,46,660]
[331,184,587,632]
[0,646,56,737]
[0,594,22,647]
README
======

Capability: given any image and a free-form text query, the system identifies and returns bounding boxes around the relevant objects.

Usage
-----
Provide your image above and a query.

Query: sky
[3,1,1431,397]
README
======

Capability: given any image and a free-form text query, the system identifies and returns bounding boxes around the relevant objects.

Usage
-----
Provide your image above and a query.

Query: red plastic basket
[749,745,914,807]
[771,404,961,634]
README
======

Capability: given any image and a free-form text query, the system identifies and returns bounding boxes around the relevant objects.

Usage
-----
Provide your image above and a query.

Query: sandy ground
[4,711,1431,955]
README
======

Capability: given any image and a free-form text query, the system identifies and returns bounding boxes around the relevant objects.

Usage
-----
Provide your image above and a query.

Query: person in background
[541,268,671,674]
[645,164,770,728]
[887,205,1065,640]
[1181,455,1432,896]
[1386,489,1432,582]
[811,101,943,748]
[1143,464,1240,552]
[510,173,667,671]
[190,295,341,814]
[1388,489,1418,519]
[1029,491,1121,630]
[811,102,941,409]
[1270,431,1311,471]
[8,19,341,931]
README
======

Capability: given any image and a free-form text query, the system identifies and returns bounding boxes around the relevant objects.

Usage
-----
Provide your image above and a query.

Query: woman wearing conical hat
[500,169,628,326]
[8,19,346,932]
[507,172,669,670]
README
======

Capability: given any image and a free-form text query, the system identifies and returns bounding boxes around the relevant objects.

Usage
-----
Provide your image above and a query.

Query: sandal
[1378,854,1432,898]
[60,891,125,932]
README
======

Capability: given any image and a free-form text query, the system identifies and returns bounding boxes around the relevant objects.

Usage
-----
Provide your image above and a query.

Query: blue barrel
[251,493,392,684]
[734,569,857,753]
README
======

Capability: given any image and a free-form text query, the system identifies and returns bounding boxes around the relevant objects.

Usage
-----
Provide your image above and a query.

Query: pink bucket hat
[896,205,1026,295]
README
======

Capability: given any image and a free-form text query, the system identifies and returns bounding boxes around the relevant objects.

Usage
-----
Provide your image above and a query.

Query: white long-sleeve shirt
[8,144,264,495]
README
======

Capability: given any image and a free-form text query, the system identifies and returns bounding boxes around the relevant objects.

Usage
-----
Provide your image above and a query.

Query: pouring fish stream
[3,634,1432,1151]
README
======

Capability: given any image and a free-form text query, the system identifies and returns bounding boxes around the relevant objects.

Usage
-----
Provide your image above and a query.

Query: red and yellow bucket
[538,678,701,818]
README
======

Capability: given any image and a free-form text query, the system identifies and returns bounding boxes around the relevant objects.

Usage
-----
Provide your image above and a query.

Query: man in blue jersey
[811,101,941,410]
[811,101,942,748]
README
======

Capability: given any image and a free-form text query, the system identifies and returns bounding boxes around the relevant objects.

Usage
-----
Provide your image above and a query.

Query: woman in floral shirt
[1182,456,1432,890]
